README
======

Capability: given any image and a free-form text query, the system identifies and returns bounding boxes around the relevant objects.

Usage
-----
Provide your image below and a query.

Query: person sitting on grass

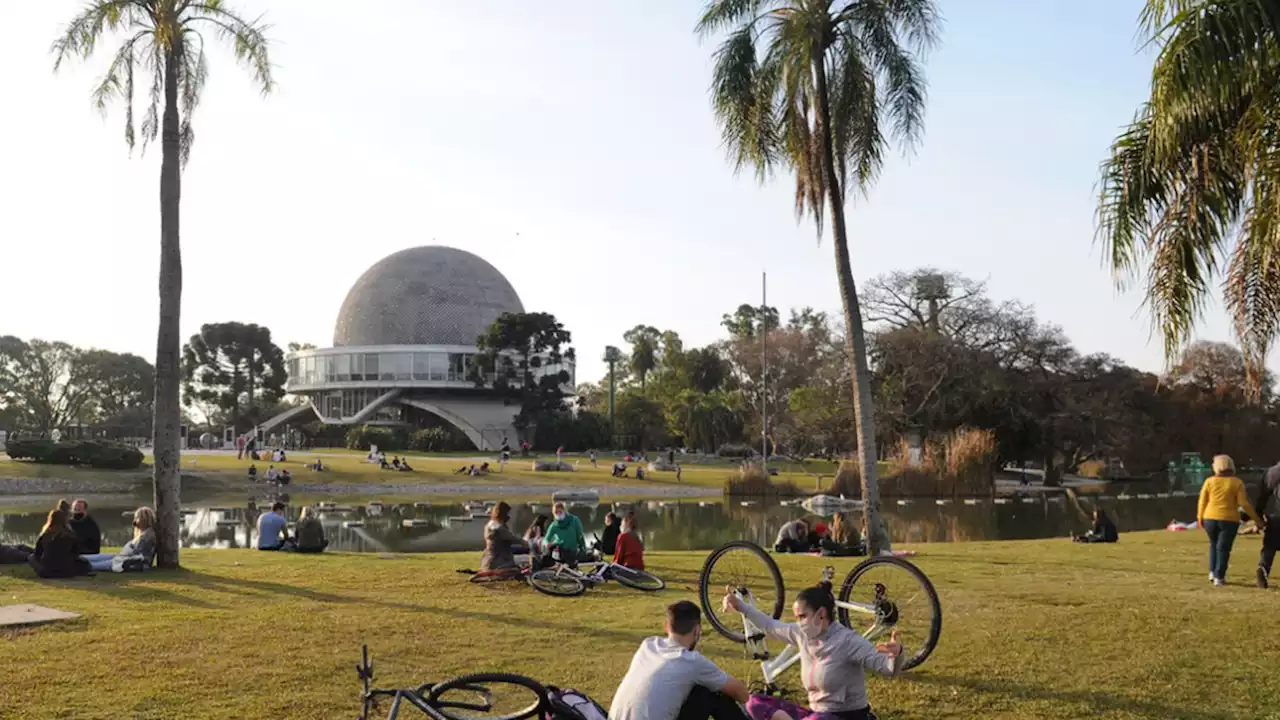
[481,501,526,572]
[478,461,490,473]
[293,506,328,553]
[524,514,549,556]
[1073,508,1118,544]
[599,512,621,555]
[248,463,259,482]
[399,458,415,472]
[608,600,750,720]
[454,464,469,474]
[257,502,293,551]
[81,507,157,573]
[543,502,588,565]
[69,498,101,555]
[822,513,866,557]
[278,469,292,486]
[774,519,812,554]
[612,462,628,478]
[722,581,903,720]
[310,458,325,471]
[29,509,92,578]
[392,456,402,470]
[614,513,645,571]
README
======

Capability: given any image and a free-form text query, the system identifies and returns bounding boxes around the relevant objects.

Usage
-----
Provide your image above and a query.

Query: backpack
[544,686,607,720]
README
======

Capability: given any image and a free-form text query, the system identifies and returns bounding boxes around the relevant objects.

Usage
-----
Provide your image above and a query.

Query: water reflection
[0,494,1200,553]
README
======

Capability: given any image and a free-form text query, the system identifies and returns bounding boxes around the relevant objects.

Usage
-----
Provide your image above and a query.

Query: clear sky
[0,1,1246,386]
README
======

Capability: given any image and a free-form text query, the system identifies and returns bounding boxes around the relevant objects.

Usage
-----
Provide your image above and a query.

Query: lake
[0,492,1200,553]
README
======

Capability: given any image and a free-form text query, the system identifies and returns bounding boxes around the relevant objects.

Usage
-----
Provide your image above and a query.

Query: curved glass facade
[284,347,575,394]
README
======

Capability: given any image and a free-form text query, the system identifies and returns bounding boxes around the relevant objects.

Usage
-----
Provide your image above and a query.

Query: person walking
[1254,460,1280,588]
[1198,454,1263,586]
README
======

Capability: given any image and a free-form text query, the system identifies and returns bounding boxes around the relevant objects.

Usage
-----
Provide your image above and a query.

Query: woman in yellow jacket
[1198,455,1263,586]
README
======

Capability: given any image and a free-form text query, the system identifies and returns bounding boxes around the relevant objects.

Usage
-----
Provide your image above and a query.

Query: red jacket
[613,531,644,570]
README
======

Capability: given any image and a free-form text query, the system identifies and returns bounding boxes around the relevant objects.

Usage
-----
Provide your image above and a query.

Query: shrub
[717,443,756,459]
[723,461,803,498]
[408,426,472,453]
[5,438,143,470]
[344,426,406,452]
[831,427,997,497]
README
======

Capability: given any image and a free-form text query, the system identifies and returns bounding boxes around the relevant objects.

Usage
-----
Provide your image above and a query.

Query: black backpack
[544,686,607,720]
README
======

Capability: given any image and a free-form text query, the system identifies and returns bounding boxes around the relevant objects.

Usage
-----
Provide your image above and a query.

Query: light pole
[603,345,622,447]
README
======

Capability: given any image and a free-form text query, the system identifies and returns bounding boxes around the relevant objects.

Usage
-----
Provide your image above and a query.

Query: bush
[717,443,756,459]
[344,426,406,452]
[831,427,997,497]
[408,426,471,453]
[5,438,143,470]
[723,461,803,498]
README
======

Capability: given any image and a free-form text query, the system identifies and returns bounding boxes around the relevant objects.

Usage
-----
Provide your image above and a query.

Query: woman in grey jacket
[723,582,901,720]
[480,502,525,572]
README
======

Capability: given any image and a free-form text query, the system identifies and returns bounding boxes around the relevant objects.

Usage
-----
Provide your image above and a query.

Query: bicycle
[355,644,548,720]
[697,540,941,694]
[528,545,666,597]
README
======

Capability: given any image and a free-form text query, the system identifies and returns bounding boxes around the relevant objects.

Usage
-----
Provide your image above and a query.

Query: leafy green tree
[1097,0,1280,400]
[473,312,576,431]
[720,303,779,339]
[53,0,273,569]
[698,0,939,553]
[181,322,286,429]
[0,337,98,431]
[623,325,661,391]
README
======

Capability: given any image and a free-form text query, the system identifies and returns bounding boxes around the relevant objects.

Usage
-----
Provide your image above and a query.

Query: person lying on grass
[257,502,293,551]
[608,600,750,720]
[614,512,645,571]
[80,507,157,573]
[543,502,588,566]
[722,581,902,720]
[481,501,526,572]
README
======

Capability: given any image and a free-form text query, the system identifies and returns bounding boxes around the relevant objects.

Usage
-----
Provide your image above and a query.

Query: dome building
[271,246,573,450]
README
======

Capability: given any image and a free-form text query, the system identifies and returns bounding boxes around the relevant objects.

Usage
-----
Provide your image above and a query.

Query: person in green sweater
[542,502,588,565]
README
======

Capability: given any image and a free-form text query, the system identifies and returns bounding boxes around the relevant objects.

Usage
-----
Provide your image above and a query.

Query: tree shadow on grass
[906,672,1238,720]
[57,573,225,611]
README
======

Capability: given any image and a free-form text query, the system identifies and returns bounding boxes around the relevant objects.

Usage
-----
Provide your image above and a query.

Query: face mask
[73,512,85,520]
[554,512,566,522]
[800,612,826,640]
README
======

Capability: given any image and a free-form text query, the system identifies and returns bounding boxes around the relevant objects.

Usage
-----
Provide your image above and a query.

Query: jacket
[481,521,521,571]
[614,531,645,570]
[30,530,89,578]
[543,514,586,553]
[1198,474,1261,525]
[295,518,327,551]
[599,523,621,555]
[1256,463,1280,519]
[70,514,101,554]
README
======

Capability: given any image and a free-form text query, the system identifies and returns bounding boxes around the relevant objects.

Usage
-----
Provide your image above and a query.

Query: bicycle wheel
[837,556,941,671]
[609,565,666,591]
[529,568,586,597]
[698,540,785,643]
[426,672,549,720]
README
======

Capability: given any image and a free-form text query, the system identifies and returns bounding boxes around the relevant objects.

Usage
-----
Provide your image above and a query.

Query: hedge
[5,439,144,470]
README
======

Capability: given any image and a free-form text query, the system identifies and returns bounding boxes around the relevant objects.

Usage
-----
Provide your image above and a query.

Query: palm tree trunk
[812,53,890,554]
[152,43,184,569]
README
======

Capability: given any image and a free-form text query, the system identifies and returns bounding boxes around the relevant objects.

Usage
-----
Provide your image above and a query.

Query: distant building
[272,246,573,450]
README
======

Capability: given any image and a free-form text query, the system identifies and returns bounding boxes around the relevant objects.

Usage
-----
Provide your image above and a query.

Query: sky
[0,0,1248,386]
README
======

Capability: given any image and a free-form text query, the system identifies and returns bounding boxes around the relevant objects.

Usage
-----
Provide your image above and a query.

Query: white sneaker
[1214,578,1226,587]
[1210,573,1217,583]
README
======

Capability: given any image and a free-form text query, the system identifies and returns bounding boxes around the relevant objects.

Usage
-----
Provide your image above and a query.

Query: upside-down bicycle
[355,645,548,720]
[697,540,942,693]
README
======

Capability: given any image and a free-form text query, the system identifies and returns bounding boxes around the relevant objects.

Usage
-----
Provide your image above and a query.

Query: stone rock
[648,460,676,472]
[533,461,573,472]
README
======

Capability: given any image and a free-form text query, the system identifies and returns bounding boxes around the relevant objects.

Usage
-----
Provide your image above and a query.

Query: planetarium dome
[332,245,524,348]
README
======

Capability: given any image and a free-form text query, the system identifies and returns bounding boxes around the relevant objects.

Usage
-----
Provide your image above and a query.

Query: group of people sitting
[609,586,902,720]
[479,502,646,573]
[774,515,867,557]
[381,455,415,472]
[247,463,293,485]
[453,462,491,476]
[0,499,157,577]
[255,502,329,553]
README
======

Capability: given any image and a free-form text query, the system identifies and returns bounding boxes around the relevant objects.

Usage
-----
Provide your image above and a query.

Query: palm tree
[623,325,661,391]
[53,1,272,568]
[1097,0,1280,401]
[696,0,939,554]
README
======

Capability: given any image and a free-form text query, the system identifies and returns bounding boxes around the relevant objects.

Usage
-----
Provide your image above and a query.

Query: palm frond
[184,3,274,94]
[828,27,882,196]
[696,0,773,37]
[709,25,779,179]
[51,0,150,71]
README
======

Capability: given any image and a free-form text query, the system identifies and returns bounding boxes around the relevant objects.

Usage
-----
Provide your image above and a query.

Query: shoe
[1210,573,1217,584]
[1258,567,1269,589]
[1215,578,1226,587]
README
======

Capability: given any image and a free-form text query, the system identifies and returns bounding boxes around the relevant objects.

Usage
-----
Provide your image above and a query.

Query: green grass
[0,451,854,496]
[1,532,1275,718]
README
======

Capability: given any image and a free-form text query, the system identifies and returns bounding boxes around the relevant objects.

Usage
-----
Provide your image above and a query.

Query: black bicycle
[356,645,548,720]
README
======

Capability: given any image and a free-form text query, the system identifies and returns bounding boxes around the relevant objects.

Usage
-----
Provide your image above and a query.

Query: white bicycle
[698,540,941,693]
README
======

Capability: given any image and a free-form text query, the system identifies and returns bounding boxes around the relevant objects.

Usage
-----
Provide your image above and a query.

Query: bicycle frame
[735,567,893,690]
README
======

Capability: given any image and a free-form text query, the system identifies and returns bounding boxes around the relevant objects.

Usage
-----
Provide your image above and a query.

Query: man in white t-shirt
[608,600,749,720]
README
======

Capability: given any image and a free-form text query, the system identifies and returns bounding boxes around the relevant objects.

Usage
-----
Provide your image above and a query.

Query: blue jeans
[1204,519,1240,580]
[80,553,116,572]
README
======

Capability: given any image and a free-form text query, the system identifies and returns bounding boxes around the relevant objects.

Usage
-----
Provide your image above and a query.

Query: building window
[413,353,431,381]
[429,353,448,382]
[382,353,411,381]
[333,354,350,382]
[363,354,379,381]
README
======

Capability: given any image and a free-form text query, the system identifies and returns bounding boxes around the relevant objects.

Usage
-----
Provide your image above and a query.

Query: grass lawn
[2,532,1275,719]
[0,451,856,496]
